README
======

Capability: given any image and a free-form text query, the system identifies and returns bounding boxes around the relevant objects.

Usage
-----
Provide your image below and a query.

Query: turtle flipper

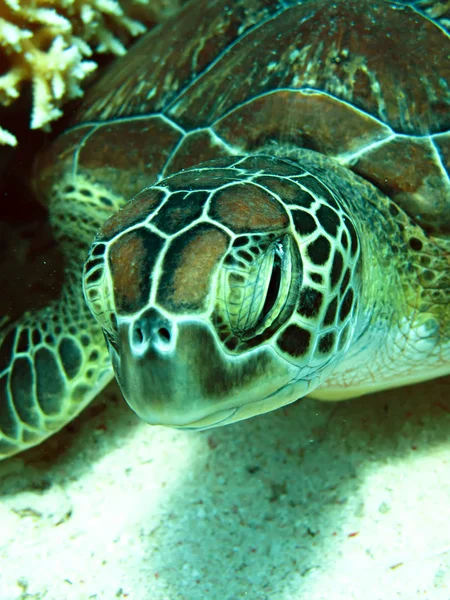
[0,268,113,459]
[0,167,126,459]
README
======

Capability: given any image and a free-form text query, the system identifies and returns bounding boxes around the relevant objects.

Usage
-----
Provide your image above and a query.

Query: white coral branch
[26,35,98,129]
[0,0,180,146]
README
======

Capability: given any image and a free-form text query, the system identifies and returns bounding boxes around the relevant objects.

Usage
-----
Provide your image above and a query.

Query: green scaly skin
[280,150,450,399]
[0,178,124,458]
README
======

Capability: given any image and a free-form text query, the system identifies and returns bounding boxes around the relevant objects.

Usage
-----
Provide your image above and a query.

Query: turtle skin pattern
[0,0,449,457]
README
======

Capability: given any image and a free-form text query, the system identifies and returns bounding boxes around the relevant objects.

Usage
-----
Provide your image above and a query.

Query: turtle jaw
[181,378,311,430]
[109,316,307,429]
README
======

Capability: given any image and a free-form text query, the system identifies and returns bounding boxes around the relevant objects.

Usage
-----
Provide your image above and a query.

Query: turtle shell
[35,0,449,234]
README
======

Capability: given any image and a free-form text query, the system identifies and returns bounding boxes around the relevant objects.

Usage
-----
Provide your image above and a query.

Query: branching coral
[0,0,182,146]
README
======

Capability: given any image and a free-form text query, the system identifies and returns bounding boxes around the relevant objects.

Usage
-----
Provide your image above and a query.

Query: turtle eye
[218,235,294,340]
[249,235,293,336]
[260,242,283,322]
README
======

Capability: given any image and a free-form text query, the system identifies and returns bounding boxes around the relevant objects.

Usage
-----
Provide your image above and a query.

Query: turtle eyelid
[258,242,284,325]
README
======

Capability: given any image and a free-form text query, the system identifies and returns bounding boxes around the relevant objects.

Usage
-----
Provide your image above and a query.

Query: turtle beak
[109,308,301,429]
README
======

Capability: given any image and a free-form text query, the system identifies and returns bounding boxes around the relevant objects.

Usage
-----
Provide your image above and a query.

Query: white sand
[0,376,449,600]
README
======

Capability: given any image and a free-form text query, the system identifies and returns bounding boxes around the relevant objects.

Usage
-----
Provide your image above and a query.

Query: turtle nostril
[158,327,171,343]
[134,326,144,345]
[130,309,174,355]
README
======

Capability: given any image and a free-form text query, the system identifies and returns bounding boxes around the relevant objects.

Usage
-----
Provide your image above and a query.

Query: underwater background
[0,0,449,598]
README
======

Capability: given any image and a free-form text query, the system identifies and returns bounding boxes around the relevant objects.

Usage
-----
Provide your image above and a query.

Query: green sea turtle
[0,0,449,458]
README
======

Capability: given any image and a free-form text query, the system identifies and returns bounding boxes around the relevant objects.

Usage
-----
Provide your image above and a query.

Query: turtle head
[83,155,361,429]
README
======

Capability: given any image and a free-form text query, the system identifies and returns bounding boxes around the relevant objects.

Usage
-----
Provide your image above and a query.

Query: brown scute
[215,90,391,159]
[171,0,449,136]
[298,175,338,207]
[237,155,303,176]
[210,183,289,233]
[353,135,450,234]
[254,176,309,203]
[77,0,280,123]
[151,191,209,234]
[109,228,164,314]
[164,130,235,176]
[158,225,229,312]
[203,156,243,168]
[164,168,243,191]
[77,117,183,202]
[100,188,165,240]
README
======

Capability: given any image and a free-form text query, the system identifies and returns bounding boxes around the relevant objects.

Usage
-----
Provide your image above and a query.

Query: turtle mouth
[173,377,310,430]
[176,407,239,430]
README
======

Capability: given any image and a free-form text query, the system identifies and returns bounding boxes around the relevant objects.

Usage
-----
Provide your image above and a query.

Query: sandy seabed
[0,374,449,600]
